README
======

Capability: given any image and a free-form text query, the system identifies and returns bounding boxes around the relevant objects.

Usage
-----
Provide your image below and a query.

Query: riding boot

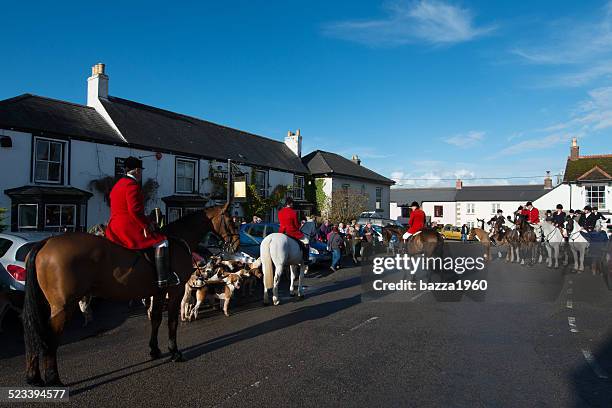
[155,246,179,288]
[303,245,311,265]
[490,236,497,246]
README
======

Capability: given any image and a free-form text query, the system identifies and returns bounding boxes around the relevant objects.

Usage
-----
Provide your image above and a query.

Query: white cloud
[512,2,612,86]
[445,130,485,147]
[323,0,495,46]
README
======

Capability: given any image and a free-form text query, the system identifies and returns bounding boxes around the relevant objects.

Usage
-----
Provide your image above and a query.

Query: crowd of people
[299,216,378,272]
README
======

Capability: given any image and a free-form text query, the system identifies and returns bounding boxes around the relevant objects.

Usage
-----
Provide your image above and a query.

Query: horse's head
[467,228,476,240]
[206,202,240,253]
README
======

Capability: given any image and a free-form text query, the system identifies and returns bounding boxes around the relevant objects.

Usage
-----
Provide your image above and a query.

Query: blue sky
[1,0,611,187]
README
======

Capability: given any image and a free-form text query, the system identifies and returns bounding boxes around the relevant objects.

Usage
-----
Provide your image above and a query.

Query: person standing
[348,222,361,264]
[327,226,344,272]
[461,224,469,242]
[360,223,374,262]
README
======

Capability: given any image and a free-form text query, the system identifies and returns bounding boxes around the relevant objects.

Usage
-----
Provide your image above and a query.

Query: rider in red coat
[403,201,426,239]
[523,201,540,224]
[105,157,178,287]
[278,197,309,263]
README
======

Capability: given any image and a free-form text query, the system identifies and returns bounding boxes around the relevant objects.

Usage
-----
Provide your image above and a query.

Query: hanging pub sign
[115,157,126,178]
[233,176,247,200]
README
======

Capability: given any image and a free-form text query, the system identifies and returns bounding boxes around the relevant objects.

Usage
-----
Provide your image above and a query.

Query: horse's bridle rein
[218,213,240,253]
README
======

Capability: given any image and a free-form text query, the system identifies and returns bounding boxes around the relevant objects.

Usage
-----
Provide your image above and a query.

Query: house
[0,63,311,232]
[301,150,395,219]
[534,138,611,214]
[391,178,551,228]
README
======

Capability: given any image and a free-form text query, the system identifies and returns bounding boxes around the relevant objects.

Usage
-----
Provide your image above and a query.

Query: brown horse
[467,228,491,261]
[22,204,239,386]
[515,215,538,265]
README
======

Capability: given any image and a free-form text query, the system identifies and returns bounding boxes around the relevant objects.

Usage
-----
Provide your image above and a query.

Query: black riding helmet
[556,204,563,210]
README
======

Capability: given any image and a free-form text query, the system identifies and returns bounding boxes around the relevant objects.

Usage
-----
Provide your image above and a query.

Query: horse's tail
[261,236,274,289]
[22,239,54,355]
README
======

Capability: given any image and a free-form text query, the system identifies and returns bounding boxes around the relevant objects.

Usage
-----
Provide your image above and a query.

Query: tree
[0,208,7,232]
[244,184,288,222]
[324,189,368,223]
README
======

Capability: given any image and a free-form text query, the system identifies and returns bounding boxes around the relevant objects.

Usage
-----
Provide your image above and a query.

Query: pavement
[0,241,611,407]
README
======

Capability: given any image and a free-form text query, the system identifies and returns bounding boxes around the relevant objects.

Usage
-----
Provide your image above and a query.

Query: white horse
[260,233,305,306]
[567,227,589,272]
[540,221,564,268]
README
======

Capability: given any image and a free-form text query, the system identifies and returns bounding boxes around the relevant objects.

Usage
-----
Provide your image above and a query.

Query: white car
[0,232,54,291]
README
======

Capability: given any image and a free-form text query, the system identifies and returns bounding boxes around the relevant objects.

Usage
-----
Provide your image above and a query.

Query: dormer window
[34,137,64,184]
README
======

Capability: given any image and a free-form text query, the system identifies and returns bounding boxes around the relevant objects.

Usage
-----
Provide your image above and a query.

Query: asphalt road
[0,242,611,407]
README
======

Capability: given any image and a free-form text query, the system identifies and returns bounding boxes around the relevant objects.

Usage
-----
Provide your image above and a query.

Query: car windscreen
[15,242,37,262]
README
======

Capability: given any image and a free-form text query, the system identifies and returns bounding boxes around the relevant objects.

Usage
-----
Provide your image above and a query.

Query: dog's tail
[260,236,274,289]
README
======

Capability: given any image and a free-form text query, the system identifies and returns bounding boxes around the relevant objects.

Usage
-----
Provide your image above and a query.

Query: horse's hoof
[170,352,186,363]
[26,376,44,387]
[297,294,305,301]
[150,347,162,360]
[289,292,296,297]
[273,298,280,306]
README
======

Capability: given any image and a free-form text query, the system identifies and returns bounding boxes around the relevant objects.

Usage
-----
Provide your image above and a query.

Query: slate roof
[0,94,122,143]
[100,96,309,174]
[456,185,548,201]
[391,188,456,205]
[563,156,612,182]
[301,150,394,185]
[5,185,93,198]
[391,184,549,204]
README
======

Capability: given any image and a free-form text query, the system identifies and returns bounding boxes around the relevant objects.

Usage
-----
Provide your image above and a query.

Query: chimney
[284,129,302,157]
[351,155,361,165]
[87,62,108,106]
[455,179,463,189]
[569,137,579,161]
[544,171,553,189]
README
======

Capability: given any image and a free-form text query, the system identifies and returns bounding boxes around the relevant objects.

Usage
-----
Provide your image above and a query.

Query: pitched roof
[391,188,456,205]
[456,184,548,201]
[301,150,394,185]
[390,184,549,204]
[564,155,612,182]
[0,94,123,143]
[100,96,309,174]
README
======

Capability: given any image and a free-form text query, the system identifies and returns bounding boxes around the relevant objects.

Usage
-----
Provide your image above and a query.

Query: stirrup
[158,272,180,288]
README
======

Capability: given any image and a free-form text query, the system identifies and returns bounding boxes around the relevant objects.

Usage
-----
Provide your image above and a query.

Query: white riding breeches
[402,232,412,240]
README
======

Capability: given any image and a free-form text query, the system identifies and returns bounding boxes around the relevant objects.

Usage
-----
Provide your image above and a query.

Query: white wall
[422,201,456,226]
[0,129,33,229]
[456,201,525,228]
[317,176,391,219]
[535,183,612,214]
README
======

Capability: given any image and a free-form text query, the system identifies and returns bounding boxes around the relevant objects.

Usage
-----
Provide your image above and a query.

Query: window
[376,187,382,210]
[467,221,475,228]
[18,204,38,231]
[34,138,63,183]
[176,159,196,193]
[466,203,475,214]
[16,243,37,262]
[248,224,266,238]
[293,175,305,200]
[401,207,410,218]
[491,203,501,214]
[168,207,182,223]
[254,170,267,197]
[434,205,443,217]
[44,204,76,232]
[586,185,606,209]
[0,238,13,258]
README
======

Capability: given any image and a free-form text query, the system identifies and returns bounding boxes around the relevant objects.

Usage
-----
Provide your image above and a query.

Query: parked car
[439,224,462,240]
[239,223,331,264]
[0,232,54,291]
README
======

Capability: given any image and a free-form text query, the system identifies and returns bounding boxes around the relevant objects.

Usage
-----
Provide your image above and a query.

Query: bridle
[217,213,240,253]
